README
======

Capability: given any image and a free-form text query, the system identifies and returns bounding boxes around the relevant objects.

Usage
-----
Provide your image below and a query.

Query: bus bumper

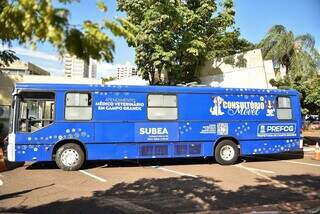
[7,133,15,162]
[299,138,303,149]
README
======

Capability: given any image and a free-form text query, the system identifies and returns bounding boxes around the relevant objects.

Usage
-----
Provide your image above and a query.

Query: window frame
[17,90,56,133]
[147,93,178,121]
[276,96,293,120]
[64,91,93,121]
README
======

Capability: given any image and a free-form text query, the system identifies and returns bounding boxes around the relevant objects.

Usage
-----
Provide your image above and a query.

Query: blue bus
[6,83,303,170]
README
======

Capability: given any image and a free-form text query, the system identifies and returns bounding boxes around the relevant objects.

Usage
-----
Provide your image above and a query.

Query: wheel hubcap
[220,145,235,161]
[61,149,79,167]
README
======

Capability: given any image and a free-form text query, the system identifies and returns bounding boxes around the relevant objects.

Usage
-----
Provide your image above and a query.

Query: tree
[107,0,253,85]
[0,50,19,67]
[101,76,116,84]
[270,75,320,116]
[259,25,320,79]
[261,25,320,115]
[0,0,116,65]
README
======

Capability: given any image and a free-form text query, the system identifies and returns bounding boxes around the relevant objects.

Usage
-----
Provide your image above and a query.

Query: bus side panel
[93,91,146,121]
[15,122,94,161]
[86,141,215,160]
[178,121,300,142]
[178,93,276,121]
[94,122,179,143]
[86,143,139,160]
[240,139,301,155]
[15,144,54,161]
[178,93,302,156]
[293,95,302,133]
[95,122,135,143]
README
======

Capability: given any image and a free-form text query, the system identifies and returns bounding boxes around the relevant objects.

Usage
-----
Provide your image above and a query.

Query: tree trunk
[149,68,155,85]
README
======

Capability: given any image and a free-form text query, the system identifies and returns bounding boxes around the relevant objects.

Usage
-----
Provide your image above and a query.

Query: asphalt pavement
[0,150,319,213]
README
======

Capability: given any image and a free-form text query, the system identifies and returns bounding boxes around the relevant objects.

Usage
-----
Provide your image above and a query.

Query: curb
[303,147,315,152]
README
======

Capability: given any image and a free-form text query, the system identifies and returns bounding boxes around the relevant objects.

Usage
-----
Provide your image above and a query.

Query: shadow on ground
[25,158,213,170]
[25,151,305,170]
[243,151,304,163]
[1,174,319,213]
[0,184,55,201]
[4,160,25,171]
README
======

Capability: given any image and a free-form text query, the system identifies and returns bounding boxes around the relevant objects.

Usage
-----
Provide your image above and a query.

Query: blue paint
[241,139,301,155]
[10,83,302,162]
[135,122,179,142]
[257,123,296,137]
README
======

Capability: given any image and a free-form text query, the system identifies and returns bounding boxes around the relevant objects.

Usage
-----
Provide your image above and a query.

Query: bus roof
[15,83,299,95]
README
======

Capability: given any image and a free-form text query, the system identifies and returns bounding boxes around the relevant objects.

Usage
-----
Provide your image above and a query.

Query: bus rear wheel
[215,140,239,165]
[55,143,85,171]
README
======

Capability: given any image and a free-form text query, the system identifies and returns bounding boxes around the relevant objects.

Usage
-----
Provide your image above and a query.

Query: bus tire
[55,143,85,171]
[214,140,239,165]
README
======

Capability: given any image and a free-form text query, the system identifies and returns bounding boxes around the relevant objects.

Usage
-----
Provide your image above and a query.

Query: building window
[65,92,92,120]
[276,96,292,120]
[148,94,177,120]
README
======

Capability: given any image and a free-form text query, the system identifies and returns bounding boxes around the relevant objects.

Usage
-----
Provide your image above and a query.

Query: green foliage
[101,76,116,84]
[303,78,320,115]
[0,50,19,67]
[96,0,107,12]
[235,54,247,68]
[0,0,116,64]
[270,75,320,115]
[113,0,253,85]
[262,25,320,115]
[259,25,320,79]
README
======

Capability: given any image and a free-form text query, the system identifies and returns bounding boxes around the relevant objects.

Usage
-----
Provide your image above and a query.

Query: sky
[3,0,320,78]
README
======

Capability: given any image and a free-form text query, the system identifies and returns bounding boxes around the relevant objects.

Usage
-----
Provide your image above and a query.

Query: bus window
[18,92,55,132]
[148,94,177,120]
[276,96,292,120]
[65,92,92,120]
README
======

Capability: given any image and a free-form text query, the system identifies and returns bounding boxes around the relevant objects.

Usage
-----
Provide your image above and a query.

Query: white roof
[106,76,149,85]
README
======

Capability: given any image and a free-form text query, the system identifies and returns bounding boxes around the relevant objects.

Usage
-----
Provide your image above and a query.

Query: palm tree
[259,25,320,79]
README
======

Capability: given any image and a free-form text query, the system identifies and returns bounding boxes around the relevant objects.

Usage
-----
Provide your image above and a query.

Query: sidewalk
[304,147,316,152]
[303,130,319,143]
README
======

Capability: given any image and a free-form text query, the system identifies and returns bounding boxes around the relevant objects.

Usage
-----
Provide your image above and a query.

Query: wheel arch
[214,136,240,153]
[52,139,87,161]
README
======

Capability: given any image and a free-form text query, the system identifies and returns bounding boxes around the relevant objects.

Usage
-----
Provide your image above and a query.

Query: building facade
[116,63,138,79]
[0,60,50,76]
[199,49,276,89]
[64,54,97,79]
[64,54,89,78]
[89,58,97,79]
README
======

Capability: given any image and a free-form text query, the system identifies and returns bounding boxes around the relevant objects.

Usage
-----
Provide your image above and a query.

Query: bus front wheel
[214,140,239,165]
[55,143,85,171]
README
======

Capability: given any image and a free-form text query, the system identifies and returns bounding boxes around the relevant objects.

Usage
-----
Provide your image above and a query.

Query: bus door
[16,91,55,135]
